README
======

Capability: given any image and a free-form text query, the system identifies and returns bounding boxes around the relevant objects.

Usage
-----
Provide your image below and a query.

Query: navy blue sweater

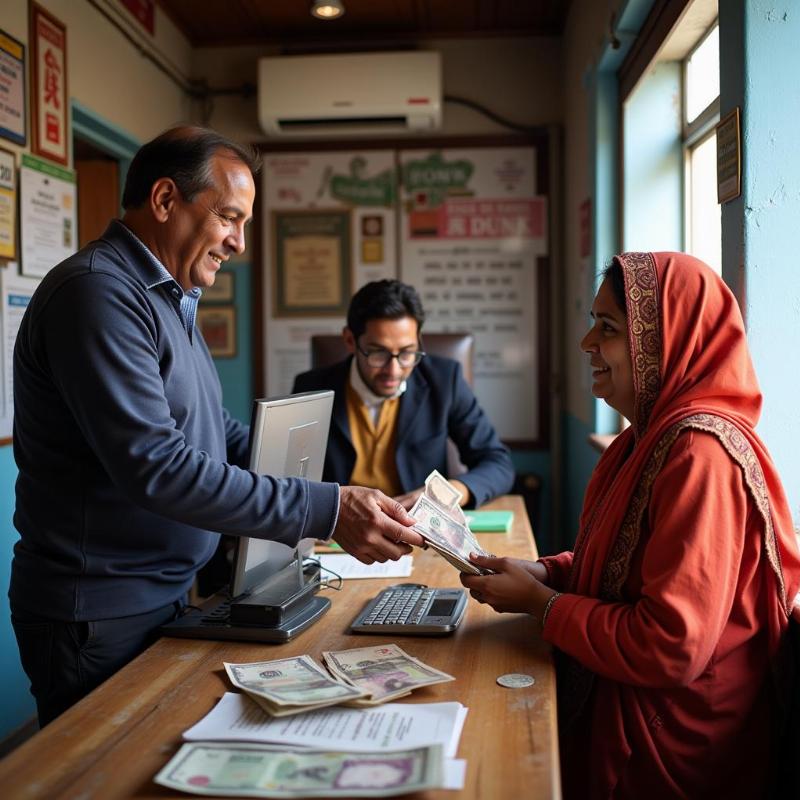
[10,221,339,620]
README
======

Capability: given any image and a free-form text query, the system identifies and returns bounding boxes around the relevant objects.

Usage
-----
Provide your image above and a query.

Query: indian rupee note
[224,656,367,708]
[154,741,444,798]
[424,470,468,525]
[423,539,486,575]
[424,469,461,507]
[410,495,485,561]
[322,644,453,704]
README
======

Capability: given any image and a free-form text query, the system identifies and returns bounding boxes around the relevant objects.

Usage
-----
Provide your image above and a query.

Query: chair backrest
[310,332,475,385]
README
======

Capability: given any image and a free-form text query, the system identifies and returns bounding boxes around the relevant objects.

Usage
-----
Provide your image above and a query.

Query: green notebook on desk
[464,510,514,532]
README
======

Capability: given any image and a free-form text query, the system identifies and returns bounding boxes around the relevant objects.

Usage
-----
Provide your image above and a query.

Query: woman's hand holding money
[460,554,556,627]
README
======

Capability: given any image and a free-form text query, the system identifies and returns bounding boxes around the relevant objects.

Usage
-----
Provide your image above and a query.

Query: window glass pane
[686,25,719,123]
[687,133,721,274]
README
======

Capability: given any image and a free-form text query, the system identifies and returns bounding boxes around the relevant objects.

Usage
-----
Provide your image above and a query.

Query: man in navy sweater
[10,127,422,726]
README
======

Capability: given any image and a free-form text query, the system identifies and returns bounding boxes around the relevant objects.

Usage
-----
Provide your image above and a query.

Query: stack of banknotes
[154,741,444,797]
[322,643,454,705]
[224,643,453,717]
[224,655,367,717]
[158,647,456,796]
[409,470,493,575]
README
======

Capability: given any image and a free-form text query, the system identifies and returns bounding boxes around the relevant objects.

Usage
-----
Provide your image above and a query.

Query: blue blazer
[293,355,515,507]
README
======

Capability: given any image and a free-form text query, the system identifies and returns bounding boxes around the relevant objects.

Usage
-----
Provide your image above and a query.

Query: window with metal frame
[683,22,721,274]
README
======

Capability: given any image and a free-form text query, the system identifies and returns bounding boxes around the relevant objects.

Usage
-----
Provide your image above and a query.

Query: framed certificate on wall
[716,107,741,204]
[198,306,236,358]
[201,270,234,303]
[272,209,351,318]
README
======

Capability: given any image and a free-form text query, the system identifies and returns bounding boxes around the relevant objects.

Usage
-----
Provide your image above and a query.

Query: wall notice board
[261,150,398,398]
[259,135,551,447]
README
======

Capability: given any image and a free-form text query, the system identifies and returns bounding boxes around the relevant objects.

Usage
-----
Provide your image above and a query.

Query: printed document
[318,553,413,579]
[183,691,467,757]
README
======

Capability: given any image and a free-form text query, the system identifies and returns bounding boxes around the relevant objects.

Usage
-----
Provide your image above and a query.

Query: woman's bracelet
[541,591,562,629]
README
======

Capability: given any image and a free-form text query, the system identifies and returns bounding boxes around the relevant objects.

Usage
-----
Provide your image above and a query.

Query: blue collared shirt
[117,222,201,338]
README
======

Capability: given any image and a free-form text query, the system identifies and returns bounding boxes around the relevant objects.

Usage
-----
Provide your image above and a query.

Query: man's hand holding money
[333,486,425,564]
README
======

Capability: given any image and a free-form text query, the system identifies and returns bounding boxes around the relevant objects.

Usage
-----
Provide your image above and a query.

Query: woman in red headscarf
[462,252,800,799]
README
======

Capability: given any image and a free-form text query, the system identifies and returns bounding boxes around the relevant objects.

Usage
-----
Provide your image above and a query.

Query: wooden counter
[0,496,560,799]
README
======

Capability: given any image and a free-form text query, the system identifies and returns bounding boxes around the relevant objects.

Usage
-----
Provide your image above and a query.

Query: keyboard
[349,584,467,635]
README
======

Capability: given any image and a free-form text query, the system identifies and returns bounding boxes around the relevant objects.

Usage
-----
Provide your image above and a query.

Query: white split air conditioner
[257,51,442,137]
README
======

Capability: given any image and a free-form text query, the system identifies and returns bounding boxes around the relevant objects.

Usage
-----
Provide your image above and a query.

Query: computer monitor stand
[162,553,331,643]
[161,391,336,644]
[228,556,329,630]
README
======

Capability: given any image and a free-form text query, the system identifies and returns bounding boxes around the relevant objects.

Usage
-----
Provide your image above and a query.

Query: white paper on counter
[184,691,467,758]
[318,553,413,579]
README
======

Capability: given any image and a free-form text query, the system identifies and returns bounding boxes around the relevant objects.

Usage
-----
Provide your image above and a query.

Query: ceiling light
[311,0,345,20]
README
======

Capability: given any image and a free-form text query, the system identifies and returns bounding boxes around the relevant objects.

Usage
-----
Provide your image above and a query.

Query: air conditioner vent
[258,52,442,138]
[278,116,408,130]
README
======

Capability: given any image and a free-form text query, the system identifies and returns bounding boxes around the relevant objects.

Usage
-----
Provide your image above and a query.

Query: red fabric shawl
[542,252,800,798]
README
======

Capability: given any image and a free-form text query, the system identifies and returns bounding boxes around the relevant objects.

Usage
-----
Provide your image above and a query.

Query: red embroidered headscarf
[570,251,800,614]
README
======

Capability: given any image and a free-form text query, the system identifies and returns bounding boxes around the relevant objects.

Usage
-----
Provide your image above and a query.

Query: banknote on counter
[322,643,454,705]
[154,741,444,798]
[224,656,367,717]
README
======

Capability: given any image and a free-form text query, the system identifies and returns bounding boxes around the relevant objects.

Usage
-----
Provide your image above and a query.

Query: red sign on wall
[30,3,67,166]
[410,198,547,240]
[120,0,155,36]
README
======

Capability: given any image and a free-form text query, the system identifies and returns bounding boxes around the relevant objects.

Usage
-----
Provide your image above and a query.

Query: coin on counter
[496,673,535,688]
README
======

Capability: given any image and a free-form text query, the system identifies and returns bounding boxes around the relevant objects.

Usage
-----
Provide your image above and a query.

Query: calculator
[349,584,467,635]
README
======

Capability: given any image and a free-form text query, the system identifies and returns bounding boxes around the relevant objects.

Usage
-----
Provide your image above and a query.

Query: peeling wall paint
[721,1,800,521]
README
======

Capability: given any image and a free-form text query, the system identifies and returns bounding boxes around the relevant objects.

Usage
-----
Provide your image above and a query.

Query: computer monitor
[160,389,336,643]
[230,389,334,598]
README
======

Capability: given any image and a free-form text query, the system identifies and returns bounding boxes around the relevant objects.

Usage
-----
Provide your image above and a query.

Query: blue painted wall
[562,412,600,546]
[719,2,800,522]
[0,448,37,739]
[207,261,253,425]
[510,450,552,555]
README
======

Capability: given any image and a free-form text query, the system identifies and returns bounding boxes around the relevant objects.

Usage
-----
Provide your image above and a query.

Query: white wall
[191,37,563,142]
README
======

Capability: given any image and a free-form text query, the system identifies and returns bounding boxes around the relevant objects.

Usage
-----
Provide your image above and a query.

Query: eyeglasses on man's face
[356,346,426,369]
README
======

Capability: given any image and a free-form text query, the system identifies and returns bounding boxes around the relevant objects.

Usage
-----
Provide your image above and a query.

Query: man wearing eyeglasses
[293,280,514,510]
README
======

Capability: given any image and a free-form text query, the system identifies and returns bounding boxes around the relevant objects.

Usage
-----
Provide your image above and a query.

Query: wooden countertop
[0,495,560,799]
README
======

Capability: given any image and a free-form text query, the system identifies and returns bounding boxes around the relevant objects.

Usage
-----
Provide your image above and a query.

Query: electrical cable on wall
[443,94,541,134]
[86,0,201,96]
[87,0,537,132]
[87,0,254,123]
